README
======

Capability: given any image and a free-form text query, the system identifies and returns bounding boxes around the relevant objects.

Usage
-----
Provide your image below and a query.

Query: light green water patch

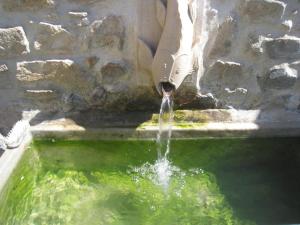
[0,145,40,225]
[138,110,209,129]
[1,138,300,225]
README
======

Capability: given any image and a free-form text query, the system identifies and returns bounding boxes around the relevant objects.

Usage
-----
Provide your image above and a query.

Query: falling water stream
[153,87,175,191]
[130,85,182,192]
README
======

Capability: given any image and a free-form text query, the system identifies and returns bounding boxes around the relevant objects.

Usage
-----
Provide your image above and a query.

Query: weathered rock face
[17,59,94,96]
[260,64,298,90]
[208,17,236,58]
[0,64,8,73]
[200,0,300,111]
[0,27,30,58]
[265,35,300,60]
[241,0,286,21]
[68,12,89,27]
[101,62,127,85]
[33,23,75,54]
[2,0,54,11]
[0,0,300,123]
[89,16,125,49]
[202,60,243,92]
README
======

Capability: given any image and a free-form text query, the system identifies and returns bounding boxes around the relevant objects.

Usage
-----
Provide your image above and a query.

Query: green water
[1,138,300,225]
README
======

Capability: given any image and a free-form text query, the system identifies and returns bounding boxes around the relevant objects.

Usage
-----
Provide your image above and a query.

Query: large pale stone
[209,17,236,58]
[203,60,243,92]
[265,35,300,60]
[223,88,248,108]
[260,63,298,90]
[34,23,75,54]
[24,90,59,100]
[177,93,219,109]
[248,35,270,55]
[101,62,127,84]
[17,60,73,82]
[0,64,8,73]
[68,12,89,27]
[241,0,286,21]
[89,16,125,49]
[2,0,54,11]
[0,27,30,58]
[17,60,94,98]
[68,0,98,4]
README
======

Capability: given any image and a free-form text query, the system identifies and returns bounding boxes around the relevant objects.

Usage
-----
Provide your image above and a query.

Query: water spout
[161,82,175,97]
[138,0,200,95]
[152,0,196,94]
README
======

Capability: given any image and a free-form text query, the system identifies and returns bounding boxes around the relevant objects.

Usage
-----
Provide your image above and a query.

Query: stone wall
[0,0,300,131]
[200,0,300,111]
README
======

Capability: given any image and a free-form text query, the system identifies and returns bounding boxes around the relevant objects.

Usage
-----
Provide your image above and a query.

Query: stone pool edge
[0,133,32,194]
[1,109,300,194]
[31,121,300,140]
[29,109,300,140]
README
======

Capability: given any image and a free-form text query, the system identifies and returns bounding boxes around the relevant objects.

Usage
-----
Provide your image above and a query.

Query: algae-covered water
[1,138,300,225]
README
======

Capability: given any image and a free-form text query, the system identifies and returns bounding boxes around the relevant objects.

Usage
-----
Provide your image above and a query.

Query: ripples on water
[2,138,300,224]
[141,92,176,192]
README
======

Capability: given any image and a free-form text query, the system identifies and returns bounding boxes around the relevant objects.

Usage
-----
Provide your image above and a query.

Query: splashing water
[130,86,178,192]
[154,90,174,191]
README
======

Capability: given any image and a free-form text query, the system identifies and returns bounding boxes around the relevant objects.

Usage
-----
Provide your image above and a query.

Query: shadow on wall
[28,109,156,129]
[0,108,23,136]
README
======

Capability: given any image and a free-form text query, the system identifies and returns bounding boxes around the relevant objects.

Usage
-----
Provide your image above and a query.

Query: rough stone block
[89,16,125,49]
[223,88,248,107]
[16,60,94,98]
[0,64,8,73]
[2,0,54,11]
[209,17,236,58]
[68,12,89,27]
[265,35,300,60]
[34,22,75,54]
[260,63,298,90]
[24,90,59,100]
[177,93,219,109]
[101,62,127,84]
[17,59,72,81]
[68,0,97,4]
[241,0,286,21]
[248,35,270,55]
[203,60,243,92]
[0,27,30,58]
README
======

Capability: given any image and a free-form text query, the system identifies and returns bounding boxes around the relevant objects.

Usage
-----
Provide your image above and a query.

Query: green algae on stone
[0,145,40,225]
[138,110,209,129]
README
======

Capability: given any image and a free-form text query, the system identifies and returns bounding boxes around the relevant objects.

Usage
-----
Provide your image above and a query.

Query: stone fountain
[0,0,299,142]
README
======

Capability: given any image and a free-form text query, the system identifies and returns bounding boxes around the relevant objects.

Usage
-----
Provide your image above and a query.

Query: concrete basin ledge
[0,133,32,193]
[1,109,300,194]
[30,109,300,139]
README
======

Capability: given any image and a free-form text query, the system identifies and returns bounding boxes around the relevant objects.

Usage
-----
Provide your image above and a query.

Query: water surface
[1,138,300,225]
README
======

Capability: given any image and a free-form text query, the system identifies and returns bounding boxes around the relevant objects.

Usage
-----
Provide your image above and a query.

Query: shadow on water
[29,109,156,129]
[170,137,300,225]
